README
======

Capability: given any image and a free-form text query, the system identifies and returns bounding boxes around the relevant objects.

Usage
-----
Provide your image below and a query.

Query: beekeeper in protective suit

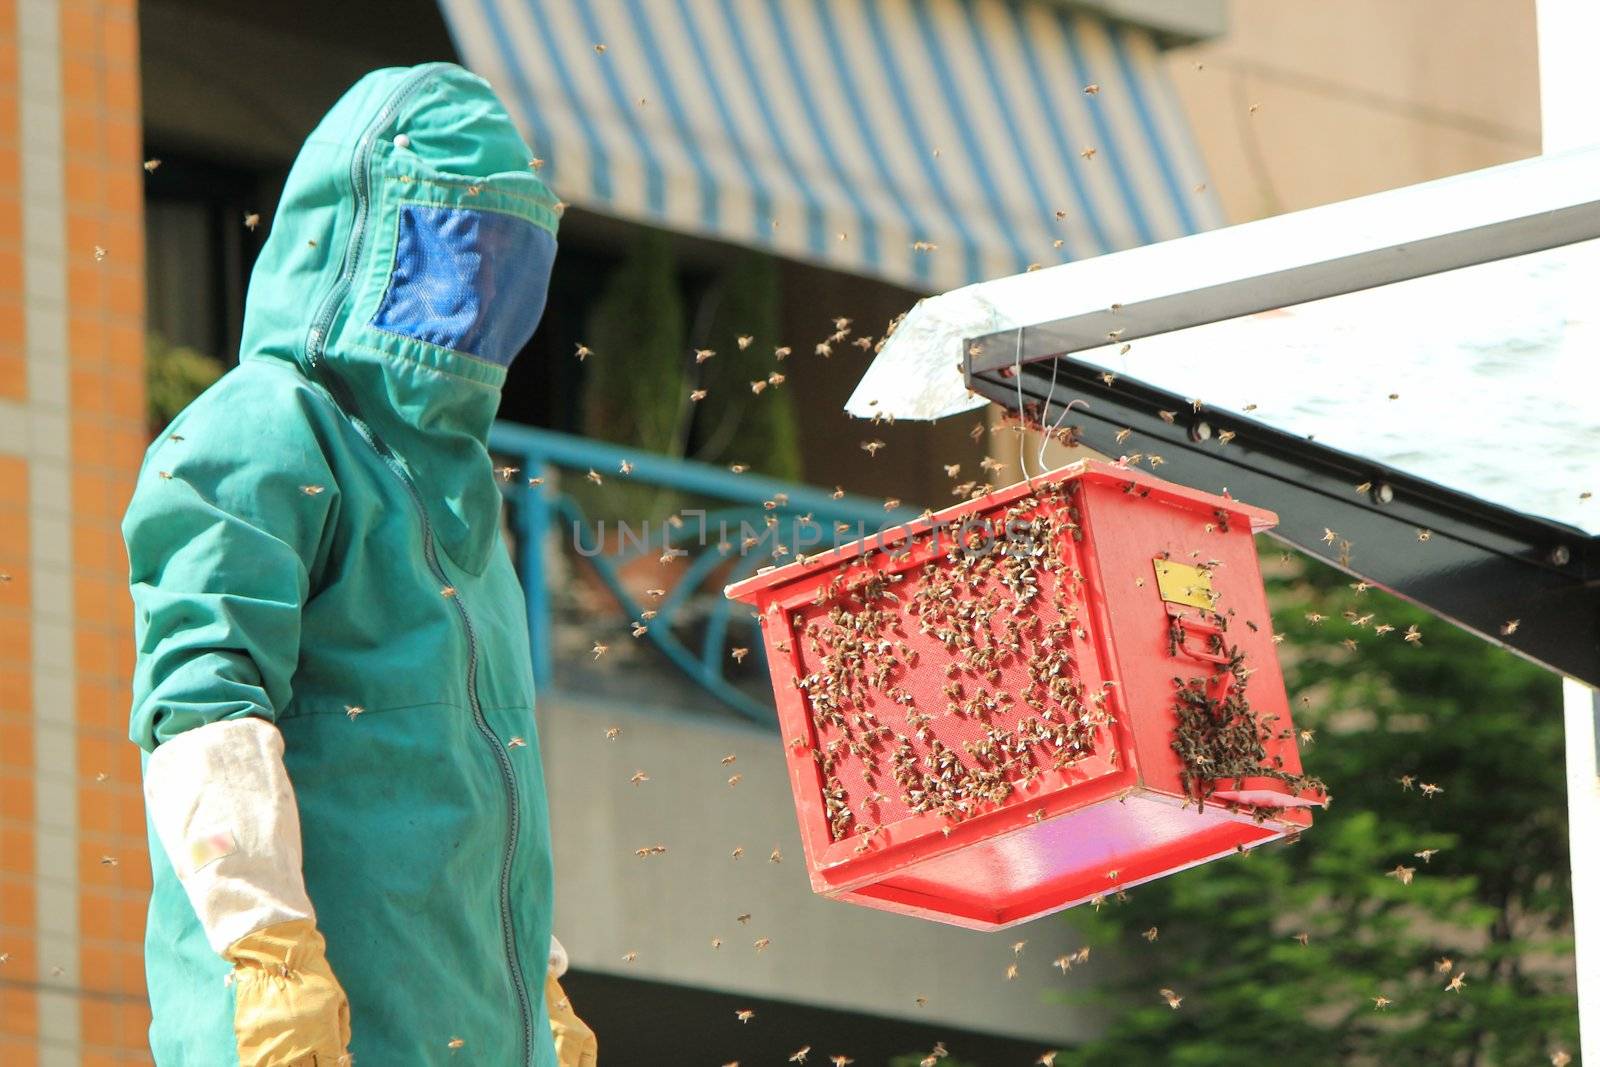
[124,63,595,1066]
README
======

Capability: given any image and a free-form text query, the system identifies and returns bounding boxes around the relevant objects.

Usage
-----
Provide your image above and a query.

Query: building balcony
[490,420,924,727]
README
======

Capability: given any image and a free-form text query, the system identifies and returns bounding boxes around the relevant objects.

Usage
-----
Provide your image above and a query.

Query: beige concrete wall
[1165,0,1541,223]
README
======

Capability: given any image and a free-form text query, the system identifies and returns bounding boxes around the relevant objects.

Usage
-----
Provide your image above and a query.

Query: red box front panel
[752,478,1129,893]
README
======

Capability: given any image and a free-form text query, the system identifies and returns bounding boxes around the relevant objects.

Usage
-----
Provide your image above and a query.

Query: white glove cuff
[549,934,569,978]
[144,716,315,955]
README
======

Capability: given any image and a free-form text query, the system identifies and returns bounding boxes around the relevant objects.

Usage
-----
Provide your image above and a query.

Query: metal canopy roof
[849,146,1600,684]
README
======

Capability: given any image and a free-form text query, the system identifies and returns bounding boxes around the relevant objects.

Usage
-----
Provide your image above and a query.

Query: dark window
[142,151,280,365]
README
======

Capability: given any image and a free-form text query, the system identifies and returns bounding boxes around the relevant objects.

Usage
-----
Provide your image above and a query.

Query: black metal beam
[969,356,1600,687]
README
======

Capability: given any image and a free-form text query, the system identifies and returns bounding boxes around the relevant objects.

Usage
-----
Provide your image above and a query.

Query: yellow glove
[225,918,352,1067]
[547,972,597,1067]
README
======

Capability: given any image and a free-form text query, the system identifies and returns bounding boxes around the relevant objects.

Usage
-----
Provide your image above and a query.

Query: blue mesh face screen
[372,204,556,368]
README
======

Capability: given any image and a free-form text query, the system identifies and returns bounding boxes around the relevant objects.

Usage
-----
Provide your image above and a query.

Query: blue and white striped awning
[439,0,1225,293]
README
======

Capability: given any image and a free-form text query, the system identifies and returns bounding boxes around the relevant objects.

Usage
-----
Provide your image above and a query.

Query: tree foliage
[577,231,801,521]
[146,332,224,434]
[1058,545,1577,1066]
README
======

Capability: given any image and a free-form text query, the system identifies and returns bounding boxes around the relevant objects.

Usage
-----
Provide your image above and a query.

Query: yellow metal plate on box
[1153,559,1217,609]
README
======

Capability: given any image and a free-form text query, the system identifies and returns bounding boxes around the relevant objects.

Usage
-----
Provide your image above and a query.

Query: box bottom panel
[830,792,1298,930]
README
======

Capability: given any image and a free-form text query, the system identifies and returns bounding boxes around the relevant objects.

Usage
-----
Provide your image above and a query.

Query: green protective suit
[125,63,560,1065]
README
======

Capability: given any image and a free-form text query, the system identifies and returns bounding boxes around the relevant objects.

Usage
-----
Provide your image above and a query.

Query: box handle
[1168,606,1231,667]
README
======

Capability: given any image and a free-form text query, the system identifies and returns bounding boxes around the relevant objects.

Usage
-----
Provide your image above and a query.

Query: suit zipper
[299,63,537,1066]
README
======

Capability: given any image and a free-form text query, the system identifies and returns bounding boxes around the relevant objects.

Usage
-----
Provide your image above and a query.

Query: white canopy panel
[1048,238,1600,536]
[851,146,1600,534]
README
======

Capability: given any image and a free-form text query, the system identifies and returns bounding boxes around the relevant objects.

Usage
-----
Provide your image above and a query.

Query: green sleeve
[124,389,338,751]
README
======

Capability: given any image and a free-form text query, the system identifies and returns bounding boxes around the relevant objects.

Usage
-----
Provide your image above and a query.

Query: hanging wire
[1013,327,1040,490]
[1038,396,1090,472]
[1016,329,1090,477]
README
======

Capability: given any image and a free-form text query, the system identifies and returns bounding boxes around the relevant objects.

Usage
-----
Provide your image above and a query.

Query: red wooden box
[725,460,1323,930]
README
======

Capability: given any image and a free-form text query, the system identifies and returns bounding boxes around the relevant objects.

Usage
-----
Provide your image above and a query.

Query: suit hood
[240,63,559,574]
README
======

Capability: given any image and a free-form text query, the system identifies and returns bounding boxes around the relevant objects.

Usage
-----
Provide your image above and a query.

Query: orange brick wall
[0,0,149,1062]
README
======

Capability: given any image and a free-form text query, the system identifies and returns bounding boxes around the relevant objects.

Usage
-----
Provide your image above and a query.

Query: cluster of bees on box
[785,480,1117,843]
[1167,625,1326,814]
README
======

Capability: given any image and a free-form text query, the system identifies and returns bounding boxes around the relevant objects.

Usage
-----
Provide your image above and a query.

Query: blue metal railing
[489,422,919,724]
